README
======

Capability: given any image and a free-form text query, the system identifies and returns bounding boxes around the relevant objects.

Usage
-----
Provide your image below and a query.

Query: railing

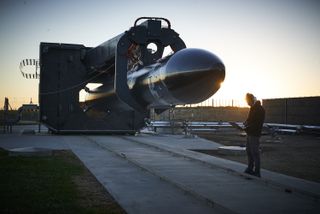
[177,98,248,108]
[1,97,245,110]
[145,120,320,135]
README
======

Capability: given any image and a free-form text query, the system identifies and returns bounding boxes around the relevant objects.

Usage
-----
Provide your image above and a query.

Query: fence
[263,96,320,125]
[1,97,245,110]
[178,98,247,108]
[153,106,250,122]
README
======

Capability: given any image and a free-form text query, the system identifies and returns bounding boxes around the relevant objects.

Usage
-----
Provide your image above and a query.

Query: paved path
[1,131,319,213]
[84,135,319,214]
[66,136,224,214]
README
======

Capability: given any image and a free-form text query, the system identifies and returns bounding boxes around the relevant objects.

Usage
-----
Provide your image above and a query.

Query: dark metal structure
[39,17,225,133]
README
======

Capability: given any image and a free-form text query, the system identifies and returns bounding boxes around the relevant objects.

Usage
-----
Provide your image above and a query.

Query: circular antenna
[19,59,40,79]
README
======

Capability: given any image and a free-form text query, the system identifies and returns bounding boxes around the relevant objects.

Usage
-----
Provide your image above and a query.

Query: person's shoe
[253,171,261,177]
[244,168,254,175]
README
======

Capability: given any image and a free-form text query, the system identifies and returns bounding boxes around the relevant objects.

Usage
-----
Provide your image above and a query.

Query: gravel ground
[196,128,320,183]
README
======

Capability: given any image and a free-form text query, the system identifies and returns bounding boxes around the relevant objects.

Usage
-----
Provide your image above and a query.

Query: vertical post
[38,107,41,133]
[285,99,288,124]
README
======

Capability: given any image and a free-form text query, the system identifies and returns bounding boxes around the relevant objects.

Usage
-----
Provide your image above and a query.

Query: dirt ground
[196,128,320,183]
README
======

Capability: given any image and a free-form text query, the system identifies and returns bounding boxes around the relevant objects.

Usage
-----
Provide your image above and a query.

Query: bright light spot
[86,83,103,90]
[79,89,86,102]
[162,46,173,58]
[79,83,103,102]
[147,43,158,54]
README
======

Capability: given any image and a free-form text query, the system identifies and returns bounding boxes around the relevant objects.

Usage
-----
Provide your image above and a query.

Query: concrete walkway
[86,135,319,214]
[128,134,320,199]
[0,130,319,213]
[66,136,224,214]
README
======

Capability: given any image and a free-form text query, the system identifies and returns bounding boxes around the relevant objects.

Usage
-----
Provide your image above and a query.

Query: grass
[0,148,125,214]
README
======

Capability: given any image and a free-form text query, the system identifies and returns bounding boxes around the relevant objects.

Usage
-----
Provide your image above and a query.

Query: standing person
[244,93,265,177]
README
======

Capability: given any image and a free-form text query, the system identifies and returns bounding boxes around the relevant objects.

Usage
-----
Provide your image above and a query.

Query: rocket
[39,17,225,133]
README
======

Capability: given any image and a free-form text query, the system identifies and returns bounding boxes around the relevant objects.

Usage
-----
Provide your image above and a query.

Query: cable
[40,63,115,95]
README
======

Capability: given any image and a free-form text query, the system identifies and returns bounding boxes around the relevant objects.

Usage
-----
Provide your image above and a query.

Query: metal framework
[39,17,225,133]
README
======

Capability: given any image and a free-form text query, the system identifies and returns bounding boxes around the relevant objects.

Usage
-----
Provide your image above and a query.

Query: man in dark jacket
[244,93,265,177]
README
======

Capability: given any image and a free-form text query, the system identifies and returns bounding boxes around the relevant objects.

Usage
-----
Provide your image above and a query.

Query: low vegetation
[0,148,125,214]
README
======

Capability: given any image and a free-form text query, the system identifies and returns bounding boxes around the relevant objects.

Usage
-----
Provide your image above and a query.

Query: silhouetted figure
[244,93,265,177]
[3,97,13,133]
[4,97,9,111]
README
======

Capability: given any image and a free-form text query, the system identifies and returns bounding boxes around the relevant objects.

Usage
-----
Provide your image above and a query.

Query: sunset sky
[1,0,319,108]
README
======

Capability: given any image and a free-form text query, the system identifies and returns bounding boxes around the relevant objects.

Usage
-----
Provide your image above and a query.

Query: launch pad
[39,17,225,133]
[0,125,319,214]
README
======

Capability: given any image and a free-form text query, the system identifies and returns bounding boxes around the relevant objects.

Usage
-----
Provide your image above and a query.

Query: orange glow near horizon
[1,1,320,109]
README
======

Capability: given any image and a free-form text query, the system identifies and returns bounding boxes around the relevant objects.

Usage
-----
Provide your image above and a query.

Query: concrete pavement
[1,127,319,213]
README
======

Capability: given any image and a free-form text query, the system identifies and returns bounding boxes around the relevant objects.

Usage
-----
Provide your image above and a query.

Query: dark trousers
[246,135,260,173]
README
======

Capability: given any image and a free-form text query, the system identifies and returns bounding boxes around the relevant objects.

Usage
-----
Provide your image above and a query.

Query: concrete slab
[1,124,48,135]
[0,135,69,150]
[1,130,319,214]
[90,135,320,214]
[134,133,223,150]
[218,146,246,155]
[127,134,320,199]
[65,136,224,214]
[8,147,54,156]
